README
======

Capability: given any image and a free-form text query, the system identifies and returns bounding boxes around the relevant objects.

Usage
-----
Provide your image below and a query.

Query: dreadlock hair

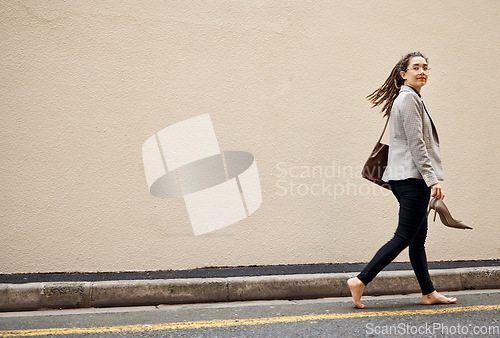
[366,52,428,117]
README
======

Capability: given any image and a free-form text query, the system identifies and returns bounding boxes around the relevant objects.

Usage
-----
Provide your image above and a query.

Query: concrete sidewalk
[1,266,498,312]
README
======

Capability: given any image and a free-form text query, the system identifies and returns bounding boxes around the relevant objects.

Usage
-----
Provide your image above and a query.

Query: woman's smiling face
[400,56,430,92]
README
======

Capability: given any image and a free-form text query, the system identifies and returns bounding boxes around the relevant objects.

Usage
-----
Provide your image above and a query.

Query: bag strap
[377,117,389,144]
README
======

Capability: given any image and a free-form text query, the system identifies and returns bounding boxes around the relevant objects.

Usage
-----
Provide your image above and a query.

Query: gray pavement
[0,265,499,312]
[0,290,499,337]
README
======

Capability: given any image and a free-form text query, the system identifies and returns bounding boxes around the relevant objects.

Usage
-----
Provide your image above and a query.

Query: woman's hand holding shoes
[431,182,444,199]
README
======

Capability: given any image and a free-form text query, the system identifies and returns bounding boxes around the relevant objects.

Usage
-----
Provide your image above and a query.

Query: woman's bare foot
[421,291,457,305]
[347,277,366,309]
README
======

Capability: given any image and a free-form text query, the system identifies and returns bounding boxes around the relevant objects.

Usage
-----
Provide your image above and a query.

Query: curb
[0,267,498,312]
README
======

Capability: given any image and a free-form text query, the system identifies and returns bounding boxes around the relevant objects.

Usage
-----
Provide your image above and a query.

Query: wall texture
[1,0,498,274]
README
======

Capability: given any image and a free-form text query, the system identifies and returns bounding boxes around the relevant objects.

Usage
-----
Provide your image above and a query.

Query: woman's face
[400,56,429,92]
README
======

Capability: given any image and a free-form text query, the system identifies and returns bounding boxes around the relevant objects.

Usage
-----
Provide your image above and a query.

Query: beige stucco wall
[1,1,498,274]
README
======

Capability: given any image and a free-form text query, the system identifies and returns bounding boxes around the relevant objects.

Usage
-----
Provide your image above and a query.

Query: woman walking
[348,52,457,309]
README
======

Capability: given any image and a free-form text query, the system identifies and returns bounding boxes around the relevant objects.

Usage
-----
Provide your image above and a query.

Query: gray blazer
[382,85,444,187]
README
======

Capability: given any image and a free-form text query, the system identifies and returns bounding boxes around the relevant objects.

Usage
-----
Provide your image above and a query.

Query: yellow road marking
[0,304,498,337]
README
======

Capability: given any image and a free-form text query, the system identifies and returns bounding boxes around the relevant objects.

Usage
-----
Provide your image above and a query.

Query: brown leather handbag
[361,118,391,190]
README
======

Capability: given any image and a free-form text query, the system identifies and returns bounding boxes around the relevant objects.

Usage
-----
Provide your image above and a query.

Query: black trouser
[357,178,435,295]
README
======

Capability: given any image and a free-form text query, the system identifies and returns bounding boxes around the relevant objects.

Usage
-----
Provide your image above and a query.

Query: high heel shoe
[427,198,473,229]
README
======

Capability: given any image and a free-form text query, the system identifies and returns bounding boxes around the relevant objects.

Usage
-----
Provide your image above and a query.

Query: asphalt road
[0,290,498,337]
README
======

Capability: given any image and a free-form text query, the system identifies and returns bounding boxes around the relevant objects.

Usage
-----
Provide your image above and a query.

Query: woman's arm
[400,92,439,187]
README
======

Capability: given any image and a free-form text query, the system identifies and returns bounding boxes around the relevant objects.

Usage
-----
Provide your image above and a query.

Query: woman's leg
[408,216,434,295]
[357,179,428,285]
[349,179,430,308]
[410,205,457,305]
[406,184,456,304]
